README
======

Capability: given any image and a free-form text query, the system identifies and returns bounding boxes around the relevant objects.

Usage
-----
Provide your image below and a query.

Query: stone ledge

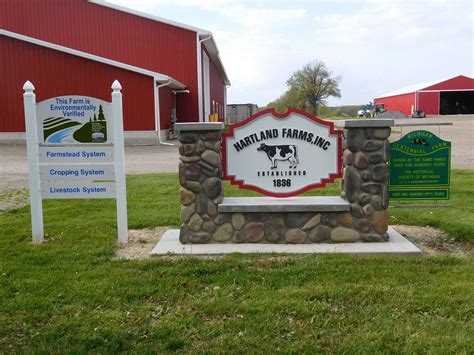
[218,196,350,213]
[337,119,394,128]
[175,122,224,131]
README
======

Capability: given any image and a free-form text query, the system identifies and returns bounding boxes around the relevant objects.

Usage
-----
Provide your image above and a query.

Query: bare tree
[286,60,341,115]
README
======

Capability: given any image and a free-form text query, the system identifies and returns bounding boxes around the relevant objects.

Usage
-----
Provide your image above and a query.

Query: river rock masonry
[177,120,394,244]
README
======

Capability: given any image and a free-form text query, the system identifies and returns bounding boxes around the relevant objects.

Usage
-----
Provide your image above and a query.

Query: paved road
[1,115,473,193]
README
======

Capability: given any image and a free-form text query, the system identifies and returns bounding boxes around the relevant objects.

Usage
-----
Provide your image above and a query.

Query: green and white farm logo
[38,96,112,144]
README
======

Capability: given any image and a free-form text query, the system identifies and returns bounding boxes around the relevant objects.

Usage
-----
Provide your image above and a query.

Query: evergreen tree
[98,105,105,121]
[94,114,97,121]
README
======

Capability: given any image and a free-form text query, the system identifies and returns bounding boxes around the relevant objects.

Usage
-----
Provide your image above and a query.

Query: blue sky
[109,0,473,107]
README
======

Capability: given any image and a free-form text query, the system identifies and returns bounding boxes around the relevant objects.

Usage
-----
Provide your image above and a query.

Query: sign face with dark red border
[222,108,342,197]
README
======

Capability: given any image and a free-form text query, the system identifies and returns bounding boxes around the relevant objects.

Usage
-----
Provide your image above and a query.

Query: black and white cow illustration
[257,143,299,169]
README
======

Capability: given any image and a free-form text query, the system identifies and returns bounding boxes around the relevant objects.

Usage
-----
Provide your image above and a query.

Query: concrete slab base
[151,227,421,256]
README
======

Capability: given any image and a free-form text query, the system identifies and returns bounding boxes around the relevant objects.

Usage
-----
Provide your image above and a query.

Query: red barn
[374,75,474,116]
[0,0,230,142]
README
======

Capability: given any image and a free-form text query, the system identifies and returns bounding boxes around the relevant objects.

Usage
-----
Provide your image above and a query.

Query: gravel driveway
[1,115,473,194]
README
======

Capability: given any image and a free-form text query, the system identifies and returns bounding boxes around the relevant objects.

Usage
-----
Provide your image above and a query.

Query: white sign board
[36,96,113,144]
[41,182,116,199]
[38,146,114,163]
[223,109,342,197]
[23,80,128,244]
[39,164,115,182]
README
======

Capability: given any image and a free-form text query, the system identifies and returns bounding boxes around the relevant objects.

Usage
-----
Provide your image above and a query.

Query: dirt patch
[393,224,473,257]
[0,189,29,213]
[115,227,169,260]
[115,227,230,260]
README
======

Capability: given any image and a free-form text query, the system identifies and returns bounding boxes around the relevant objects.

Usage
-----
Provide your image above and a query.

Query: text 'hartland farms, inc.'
[233,128,331,152]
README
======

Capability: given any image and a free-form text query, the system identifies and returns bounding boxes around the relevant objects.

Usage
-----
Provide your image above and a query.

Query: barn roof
[88,0,230,86]
[375,75,472,98]
[0,29,187,89]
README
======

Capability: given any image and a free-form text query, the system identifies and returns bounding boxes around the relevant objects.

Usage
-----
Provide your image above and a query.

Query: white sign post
[111,80,128,244]
[23,80,128,244]
[23,81,44,243]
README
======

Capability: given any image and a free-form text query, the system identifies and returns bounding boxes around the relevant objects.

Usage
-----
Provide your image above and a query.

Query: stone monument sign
[175,111,394,244]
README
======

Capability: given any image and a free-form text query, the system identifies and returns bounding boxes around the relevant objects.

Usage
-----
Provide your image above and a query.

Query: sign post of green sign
[389,130,451,200]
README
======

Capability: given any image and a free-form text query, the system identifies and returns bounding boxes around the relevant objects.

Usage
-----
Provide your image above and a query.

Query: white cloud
[209,4,307,105]
[219,5,306,28]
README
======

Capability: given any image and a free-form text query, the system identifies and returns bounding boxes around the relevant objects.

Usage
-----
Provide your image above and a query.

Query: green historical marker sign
[389,130,451,200]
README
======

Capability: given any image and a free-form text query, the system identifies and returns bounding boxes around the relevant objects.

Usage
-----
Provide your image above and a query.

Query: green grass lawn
[0,171,473,352]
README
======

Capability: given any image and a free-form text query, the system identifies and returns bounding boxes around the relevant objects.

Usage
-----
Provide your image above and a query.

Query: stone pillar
[340,119,394,242]
[176,123,225,244]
